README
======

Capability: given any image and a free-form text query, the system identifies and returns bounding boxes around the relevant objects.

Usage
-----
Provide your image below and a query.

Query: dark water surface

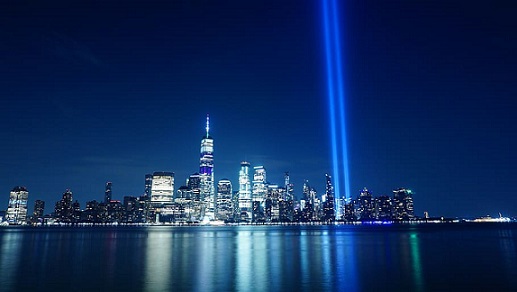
[1,224,516,291]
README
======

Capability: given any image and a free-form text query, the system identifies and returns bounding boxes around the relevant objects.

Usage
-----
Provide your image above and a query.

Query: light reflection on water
[145,231,172,291]
[0,230,21,291]
[1,224,517,291]
[409,233,424,292]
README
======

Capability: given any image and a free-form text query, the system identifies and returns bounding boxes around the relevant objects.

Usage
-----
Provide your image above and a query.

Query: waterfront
[1,224,516,291]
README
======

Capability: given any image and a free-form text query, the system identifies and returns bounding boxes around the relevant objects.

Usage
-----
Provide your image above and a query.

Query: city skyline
[1,0,516,217]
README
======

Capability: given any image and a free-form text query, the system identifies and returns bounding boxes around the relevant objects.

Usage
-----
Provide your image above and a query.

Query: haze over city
[1,0,516,218]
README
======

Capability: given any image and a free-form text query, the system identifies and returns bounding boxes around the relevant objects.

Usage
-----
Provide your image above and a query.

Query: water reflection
[145,229,172,291]
[409,233,424,291]
[334,230,359,291]
[498,228,517,286]
[0,230,22,290]
[1,225,517,291]
[236,230,252,291]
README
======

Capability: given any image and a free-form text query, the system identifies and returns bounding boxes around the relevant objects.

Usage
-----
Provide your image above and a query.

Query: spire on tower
[206,113,210,138]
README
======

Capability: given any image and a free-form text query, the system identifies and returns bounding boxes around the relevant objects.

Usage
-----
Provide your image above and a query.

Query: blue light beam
[322,0,351,206]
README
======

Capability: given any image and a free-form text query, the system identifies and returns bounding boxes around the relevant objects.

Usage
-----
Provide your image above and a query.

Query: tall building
[144,174,153,198]
[281,172,294,222]
[105,181,112,204]
[252,166,267,202]
[284,172,294,201]
[322,174,335,221]
[33,199,45,219]
[199,114,215,216]
[357,188,375,220]
[238,161,252,221]
[6,186,29,225]
[150,172,175,204]
[392,188,415,220]
[187,173,202,200]
[376,195,392,220]
[216,179,233,220]
[55,189,73,223]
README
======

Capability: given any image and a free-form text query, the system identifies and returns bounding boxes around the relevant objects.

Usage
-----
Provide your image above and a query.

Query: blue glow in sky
[322,0,351,201]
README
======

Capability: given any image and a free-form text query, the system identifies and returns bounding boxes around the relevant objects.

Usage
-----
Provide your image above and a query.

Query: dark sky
[1,0,516,218]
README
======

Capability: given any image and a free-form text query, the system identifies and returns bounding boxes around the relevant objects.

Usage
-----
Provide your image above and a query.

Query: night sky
[1,0,516,218]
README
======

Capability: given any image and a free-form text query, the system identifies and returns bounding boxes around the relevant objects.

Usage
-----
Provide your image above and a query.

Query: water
[1,224,516,291]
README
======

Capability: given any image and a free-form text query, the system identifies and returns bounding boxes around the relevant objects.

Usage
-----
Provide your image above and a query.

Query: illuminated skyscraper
[251,166,267,222]
[144,174,153,198]
[150,172,174,204]
[55,189,73,223]
[357,188,375,220]
[105,181,112,203]
[187,173,201,200]
[6,186,29,225]
[199,114,215,217]
[238,161,252,221]
[216,179,232,220]
[284,172,294,201]
[252,166,267,202]
[322,174,335,221]
[392,188,415,220]
[33,199,45,219]
[376,195,392,220]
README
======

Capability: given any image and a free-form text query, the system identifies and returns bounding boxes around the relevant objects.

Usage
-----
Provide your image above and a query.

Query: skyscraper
[216,179,232,220]
[6,186,29,225]
[238,161,252,221]
[392,188,415,220]
[105,181,112,204]
[33,199,45,220]
[252,166,267,202]
[150,172,174,204]
[199,114,215,217]
[55,189,73,223]
[323,174,335,221]
[357,188,375,220]
[187,173,201,200]
[144,174,153,198]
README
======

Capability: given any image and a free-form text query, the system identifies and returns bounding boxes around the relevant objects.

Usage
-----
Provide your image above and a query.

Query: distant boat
[471,213,511,222]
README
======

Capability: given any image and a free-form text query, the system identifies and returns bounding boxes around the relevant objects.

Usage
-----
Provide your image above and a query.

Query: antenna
[206,113,210,138]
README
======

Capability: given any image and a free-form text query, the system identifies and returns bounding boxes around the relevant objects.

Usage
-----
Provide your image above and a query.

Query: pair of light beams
[322,0,351,202]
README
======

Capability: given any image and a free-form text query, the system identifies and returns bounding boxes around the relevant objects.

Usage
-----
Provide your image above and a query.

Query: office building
[6,186,29,225]
[216,179,232,220]
[150,172,175,204]
[392,188,415,220]
[252,166,267,202]
[238,161,252,221]
[104,182,112,204]
[322,174,335,221]
[199,114,215,216]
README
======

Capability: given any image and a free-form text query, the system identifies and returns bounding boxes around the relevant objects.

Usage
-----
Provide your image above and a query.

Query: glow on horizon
[322,0,351,202]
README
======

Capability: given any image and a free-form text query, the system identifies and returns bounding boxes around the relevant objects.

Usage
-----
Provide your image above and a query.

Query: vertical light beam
[330,0,351,202]
[322,0,341,203]
[322,0,351,215]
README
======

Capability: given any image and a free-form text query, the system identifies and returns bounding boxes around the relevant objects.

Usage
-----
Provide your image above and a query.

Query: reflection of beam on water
[499,229,517,286]
[144,230,172,292]
[321,230,333,291]
[299,231,310,288]
[337,231,359,291]
[409,233,424,292]
[0,230,22,290]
